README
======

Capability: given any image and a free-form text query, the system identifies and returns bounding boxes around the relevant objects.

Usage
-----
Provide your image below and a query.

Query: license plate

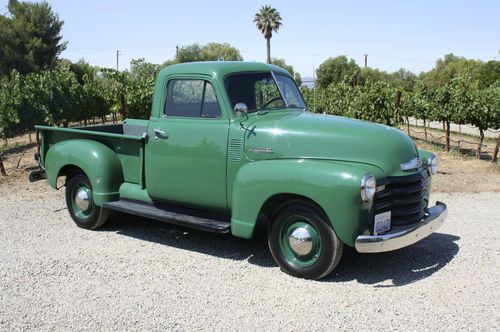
[374,211,391,235]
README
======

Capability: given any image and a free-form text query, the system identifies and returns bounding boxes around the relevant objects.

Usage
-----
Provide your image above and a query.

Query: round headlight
[361,174,376,202]
[428,155,438,175]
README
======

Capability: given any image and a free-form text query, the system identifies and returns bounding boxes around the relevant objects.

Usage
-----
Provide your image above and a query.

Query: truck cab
[31,62,447,280]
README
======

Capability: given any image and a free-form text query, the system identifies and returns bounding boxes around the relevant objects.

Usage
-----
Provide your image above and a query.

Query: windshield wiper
[257,106,288,114]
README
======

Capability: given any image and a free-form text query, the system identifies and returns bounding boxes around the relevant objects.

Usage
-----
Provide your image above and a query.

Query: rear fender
[45,139,124,205]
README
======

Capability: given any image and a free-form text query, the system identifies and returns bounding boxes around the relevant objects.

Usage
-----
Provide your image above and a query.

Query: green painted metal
[230,158,383,246]
[35,125,143,141]
[146,72,230,211]
[417,148,433,167]
[279,220,322,268]
[150,62,289,120]
[241,110,419,176]
[119,182,152,203]
[44,139,124,205]
[36,62,435,247]
[38,125,144,185]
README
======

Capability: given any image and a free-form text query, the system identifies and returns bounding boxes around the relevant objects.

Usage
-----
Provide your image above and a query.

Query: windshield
[225,72,306,113]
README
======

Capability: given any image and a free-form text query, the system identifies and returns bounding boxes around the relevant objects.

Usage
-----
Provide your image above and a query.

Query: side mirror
[234,102,248,116]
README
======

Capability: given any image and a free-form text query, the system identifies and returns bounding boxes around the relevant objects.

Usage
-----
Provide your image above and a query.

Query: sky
[1,0,499,78]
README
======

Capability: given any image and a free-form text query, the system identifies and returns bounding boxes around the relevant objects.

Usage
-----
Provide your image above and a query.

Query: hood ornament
[400,157,422,171]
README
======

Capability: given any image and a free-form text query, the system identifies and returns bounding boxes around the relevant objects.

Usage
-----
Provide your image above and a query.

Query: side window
[164,79,221,118]
[202,82,221,118]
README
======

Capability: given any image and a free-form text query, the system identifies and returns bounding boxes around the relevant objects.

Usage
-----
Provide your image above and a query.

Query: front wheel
[268,201,343,280]
[65,172,109,230]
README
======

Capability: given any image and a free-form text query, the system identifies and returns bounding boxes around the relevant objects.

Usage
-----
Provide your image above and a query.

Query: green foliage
[316,83,356,116]
[477,60,500,88]
[81,71,113,122]
[201,43,243,62]
[161,43,243,67]
[303,80,398,126]
[294,72,302,87]
[471,81,500,131]
[271,58,302,86]
[403,81,432,121]
[315,56,360,88]
[484,83,500,130]
[359,67,390,85]
[308,53,497,141]
[0,0,67,76]
[126,59,159,119]
[387,68,417,92]
[352,81,398,126]
[99,68,129,116]
[0,72,22,139]
[423,53,482,87]
[0,60,123,139]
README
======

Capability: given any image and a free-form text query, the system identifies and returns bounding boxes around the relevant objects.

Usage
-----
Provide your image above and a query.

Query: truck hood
[243,110,419,175]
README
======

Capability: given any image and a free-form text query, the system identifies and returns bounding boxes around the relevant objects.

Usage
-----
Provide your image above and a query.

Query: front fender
[417,148,433,167]
[231,159,383,246]
[45,139,124,205]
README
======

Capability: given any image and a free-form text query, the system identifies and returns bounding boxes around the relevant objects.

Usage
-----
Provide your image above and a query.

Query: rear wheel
[268,201,343,280]
[65,172,109,230]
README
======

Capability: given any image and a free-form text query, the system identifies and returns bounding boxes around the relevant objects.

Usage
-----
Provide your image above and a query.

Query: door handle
[154,128,169,139]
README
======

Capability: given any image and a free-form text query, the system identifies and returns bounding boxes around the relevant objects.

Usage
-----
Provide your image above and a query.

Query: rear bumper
[355,201,447,253]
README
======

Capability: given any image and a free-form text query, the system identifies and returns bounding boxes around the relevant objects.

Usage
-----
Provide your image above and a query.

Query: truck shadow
[104,212,277,268]
[104,212,459,286]
[326,233,460,286]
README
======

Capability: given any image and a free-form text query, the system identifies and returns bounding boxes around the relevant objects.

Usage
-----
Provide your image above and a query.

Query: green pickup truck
[30,62,447,280]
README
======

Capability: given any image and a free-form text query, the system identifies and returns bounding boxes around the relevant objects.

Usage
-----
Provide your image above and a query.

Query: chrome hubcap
[288,227,313,256]
[75,188,90,211]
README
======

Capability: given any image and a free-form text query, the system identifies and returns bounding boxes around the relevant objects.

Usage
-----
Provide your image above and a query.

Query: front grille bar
[374,170,429,227]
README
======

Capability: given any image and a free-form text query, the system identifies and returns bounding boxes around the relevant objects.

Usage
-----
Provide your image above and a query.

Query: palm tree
[254,5,282,64]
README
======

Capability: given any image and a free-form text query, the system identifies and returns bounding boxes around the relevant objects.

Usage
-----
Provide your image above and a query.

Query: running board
[103,199,231,233]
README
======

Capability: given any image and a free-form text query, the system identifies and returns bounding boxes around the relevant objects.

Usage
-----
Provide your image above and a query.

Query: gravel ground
[1,180,499,331]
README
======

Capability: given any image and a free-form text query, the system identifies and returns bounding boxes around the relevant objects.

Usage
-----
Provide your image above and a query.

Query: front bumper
[355,201,447,253]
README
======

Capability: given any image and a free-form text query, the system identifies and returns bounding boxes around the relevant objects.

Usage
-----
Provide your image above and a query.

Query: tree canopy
[271,58,302,86]
[315,56,360,88]
[161,42,243,68]
[0,0,66,76]
[254,5,282,63]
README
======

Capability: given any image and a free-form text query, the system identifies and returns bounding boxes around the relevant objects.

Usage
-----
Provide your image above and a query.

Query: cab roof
[157,61,291,81]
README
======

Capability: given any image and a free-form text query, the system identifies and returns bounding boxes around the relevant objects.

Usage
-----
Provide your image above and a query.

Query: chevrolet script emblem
[400,157,422,171]
[248,147,273,154]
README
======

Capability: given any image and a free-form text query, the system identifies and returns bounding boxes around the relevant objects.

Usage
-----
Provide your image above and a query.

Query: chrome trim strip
[248,146,273,154]
[355,201,447,253]
[400,157,423,171]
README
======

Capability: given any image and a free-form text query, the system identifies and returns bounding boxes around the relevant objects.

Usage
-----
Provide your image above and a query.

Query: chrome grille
[374,170,430,227]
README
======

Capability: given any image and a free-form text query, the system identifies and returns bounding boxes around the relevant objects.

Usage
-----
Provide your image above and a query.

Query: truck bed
[36,119,149,185]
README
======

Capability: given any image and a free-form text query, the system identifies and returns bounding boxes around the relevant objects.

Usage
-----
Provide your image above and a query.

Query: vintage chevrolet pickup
[30,62,447,279]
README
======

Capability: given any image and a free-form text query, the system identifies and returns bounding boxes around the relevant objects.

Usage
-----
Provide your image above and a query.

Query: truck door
[145,78,229,211]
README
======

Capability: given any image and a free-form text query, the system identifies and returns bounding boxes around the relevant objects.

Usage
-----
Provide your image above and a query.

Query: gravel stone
[1,181,499,330]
